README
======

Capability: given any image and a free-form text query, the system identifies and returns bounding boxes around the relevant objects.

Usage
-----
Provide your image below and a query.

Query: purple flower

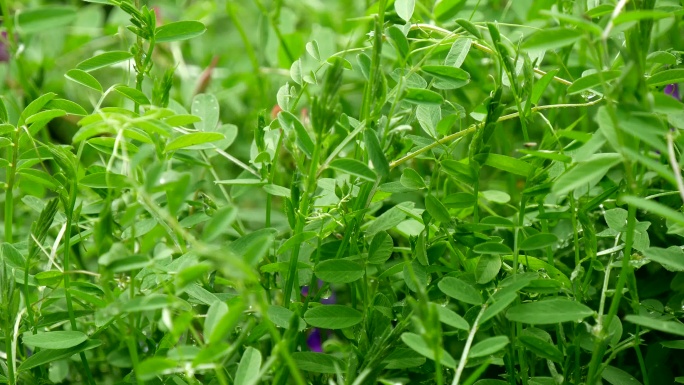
[306,328,323,352]
[0,31,10,62]
[302,279,336,352]
[665,84,680,100]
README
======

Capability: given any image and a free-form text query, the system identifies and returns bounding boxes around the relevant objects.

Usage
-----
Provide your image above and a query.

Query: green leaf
[192,94,220,131]
[278,111,315,158]
[65,69,103,93]
[624,315,684,337]
[304,305,363,329]
[79,172,131,189]
[602,365,644,385]
[226,228,277,266]
[506,298,594,324]
[137,357,177,381]
[387,26,409,60]
[395,0,415,21]
[445,38,471,68]
[404,88,444,105]
[438,277,483,305]
[531,69,559,105]
[567,70,621,95]
[473,242,513,255]
[400,168,427,189]
[552,153,622,196]
[647,69,684,87]
[484,154,533,176]
[267,305,305,331]
[364,130,390,178]
[422,65,470,89]
[277,233,318,256]
[19,93,56,126]
[18,340,101,372]
[114,85,151,106]
[329,158,377,182]
[469,336,509,358]
[434,0,467,22]
[366,201,412,236]
[234,347,261,385]
[522,28,583,51]
[442,160,475,184]
[76,51,133,72]
[475,255,501,284]
[621,196,684,227]
[614,10,671,25]
[315,259,365,283]
[456,18,482,39]
[202,206,237,242]
[502,255,571,288]
[435,305,470,330]
[22,331,87,350]
[203,301,228,344]
[520,233,559,250]
[368,231,393,264]
[661,341,684,349]
[306,40,321,61]
[25,110,66,125]
[518,335,564,363]
[291,352,343,374]
[165,114,202,127]
[642,247,684,272]
[481,292,518,323]
[383,348,427,369]
[35,271,63,286]
[16,6,77,34]
[44,99,88,116]
[425,194,452,224]
[401,333,457,368]
[518,149,571,163]
[263,184,291,197]
[0,98,8,124]
[165,132,225,153]
[155,21,207,42]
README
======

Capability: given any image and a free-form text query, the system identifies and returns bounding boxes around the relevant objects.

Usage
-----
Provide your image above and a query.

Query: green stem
[4,318,14,385]
[226,1,266,106]
[389,98,603,170]
[360,0,386,122]
[63,181,96,385]
[451,304,486,385]
[634,332,650,385]
[4,126,18,243]
[586,204,636,384]
[282,138,321,305]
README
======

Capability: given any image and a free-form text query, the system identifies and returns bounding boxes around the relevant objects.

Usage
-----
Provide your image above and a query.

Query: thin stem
[634,335,650,385]
[411,24,577,87]
[4,318,14,385]
[62,181,96,385]
[226,2,265,106]
[282,138,322,305]
[451,304,486,385]
[389,98,603,169]
[4,126,19,243]
[586,204,637,384]
[666,130,684,202]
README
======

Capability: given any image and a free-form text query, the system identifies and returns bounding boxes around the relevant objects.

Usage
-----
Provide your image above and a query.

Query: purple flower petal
[306,328,323,352]
[0,31,10,62]
[664,83,680,100]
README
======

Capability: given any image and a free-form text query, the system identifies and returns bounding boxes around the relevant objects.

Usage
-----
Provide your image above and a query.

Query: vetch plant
[1,0,684,384]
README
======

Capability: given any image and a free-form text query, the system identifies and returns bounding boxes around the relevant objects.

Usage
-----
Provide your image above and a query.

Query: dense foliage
[1,0,684,384]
